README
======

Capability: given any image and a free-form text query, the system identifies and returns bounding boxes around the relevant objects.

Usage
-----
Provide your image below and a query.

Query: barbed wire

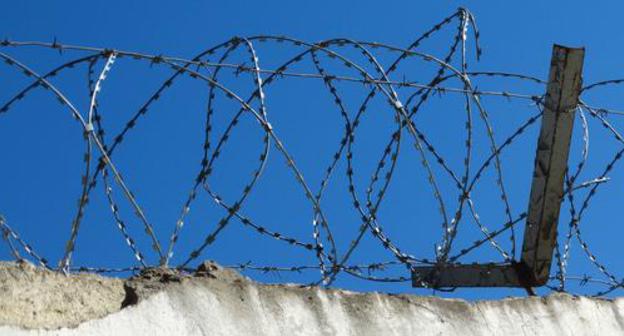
[1,7,624,296]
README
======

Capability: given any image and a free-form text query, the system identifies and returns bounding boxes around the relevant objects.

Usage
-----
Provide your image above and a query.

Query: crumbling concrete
[0,261,124,329]
[0,260,623,335]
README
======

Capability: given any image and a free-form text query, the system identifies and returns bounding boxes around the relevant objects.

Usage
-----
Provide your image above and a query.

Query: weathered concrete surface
[1,261,623,336]
[0,262,124,329]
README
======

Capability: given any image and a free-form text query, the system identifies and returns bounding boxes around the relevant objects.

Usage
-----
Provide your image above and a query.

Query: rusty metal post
[519,45,585,285]
[412,45,584,289]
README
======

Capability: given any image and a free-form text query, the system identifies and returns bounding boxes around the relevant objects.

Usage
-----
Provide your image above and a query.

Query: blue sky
[2,1,624,299]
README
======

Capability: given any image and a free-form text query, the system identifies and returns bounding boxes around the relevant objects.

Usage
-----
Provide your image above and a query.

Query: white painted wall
[2,273,623,336]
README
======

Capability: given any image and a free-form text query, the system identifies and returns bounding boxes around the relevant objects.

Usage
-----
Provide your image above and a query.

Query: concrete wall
[1,262,623,336]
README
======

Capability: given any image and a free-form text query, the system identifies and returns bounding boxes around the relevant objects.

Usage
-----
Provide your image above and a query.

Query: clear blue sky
[1,1,624,299]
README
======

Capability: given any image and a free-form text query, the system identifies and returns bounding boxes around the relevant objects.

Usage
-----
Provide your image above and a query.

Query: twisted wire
[2,8,624,296]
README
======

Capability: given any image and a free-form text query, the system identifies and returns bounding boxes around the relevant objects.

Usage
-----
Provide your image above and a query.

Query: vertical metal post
[520,45,585,285]
[412,45,584,289]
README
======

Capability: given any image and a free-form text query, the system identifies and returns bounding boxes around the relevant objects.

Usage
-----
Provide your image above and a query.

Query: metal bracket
[412,45,585,290]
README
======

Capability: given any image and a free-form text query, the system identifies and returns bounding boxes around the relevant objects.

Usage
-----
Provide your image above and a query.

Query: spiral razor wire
[1,8,623,296]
